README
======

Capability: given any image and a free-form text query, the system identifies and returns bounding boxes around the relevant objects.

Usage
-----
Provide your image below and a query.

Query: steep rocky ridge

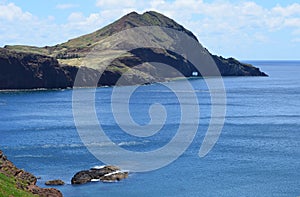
[1,11,267,89]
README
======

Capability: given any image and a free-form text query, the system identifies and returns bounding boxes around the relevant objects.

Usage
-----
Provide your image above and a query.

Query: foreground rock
[71,165,129,184]
[0,150,63,197]
[45,179,65,186]
[100,171,129,182]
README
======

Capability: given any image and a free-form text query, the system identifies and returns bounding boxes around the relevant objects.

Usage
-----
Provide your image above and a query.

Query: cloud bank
[1,0,300,59]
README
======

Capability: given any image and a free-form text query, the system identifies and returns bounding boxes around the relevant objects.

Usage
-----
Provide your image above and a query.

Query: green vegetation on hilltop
[4,45,49,56]
[0,10,267,90]
[4,11,198,68]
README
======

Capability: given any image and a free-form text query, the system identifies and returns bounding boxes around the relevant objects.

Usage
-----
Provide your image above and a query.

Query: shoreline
[0,75,270,93]
[0,150,63,197]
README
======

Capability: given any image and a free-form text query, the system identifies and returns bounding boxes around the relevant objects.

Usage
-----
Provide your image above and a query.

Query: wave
[118,141,148,147]
[91,179,101,182]
[39,141,149,149]
[14,154,52,158]
[4,140,150,152]
[226,114,300,119]
[91,165,106,170]
[41,144,84,148]
[0,87,71,93]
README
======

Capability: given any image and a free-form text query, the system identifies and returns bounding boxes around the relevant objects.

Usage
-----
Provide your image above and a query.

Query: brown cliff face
[0,48,123,89]
[0,150,63,197]
[0,48,73,89]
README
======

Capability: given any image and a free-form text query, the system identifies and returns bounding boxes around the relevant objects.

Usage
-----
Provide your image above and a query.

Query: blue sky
[1,0,300,60]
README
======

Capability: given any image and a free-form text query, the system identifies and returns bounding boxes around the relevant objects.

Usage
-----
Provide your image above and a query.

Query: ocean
[0,61,299,196]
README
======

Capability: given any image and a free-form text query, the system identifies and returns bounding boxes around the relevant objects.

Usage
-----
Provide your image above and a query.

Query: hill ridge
[0,10,267,90]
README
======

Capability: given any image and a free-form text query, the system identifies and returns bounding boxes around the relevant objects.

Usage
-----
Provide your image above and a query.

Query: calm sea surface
[0,61,299,196]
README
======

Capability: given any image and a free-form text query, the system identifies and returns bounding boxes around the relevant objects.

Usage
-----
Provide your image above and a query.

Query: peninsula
[0,11,267,90]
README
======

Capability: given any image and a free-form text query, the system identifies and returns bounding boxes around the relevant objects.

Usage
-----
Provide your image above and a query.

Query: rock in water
[100,171,129,182]
[71,165,129,184]
[45,179,65,186]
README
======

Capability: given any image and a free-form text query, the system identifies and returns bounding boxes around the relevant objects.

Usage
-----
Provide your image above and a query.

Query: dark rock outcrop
[45,179,65,186]
[0,150,63,197]
[0,46,267,90]
[99,171,129,182]
[212,55,267,76]
[116,48,268,78]
[0,48,160,89]
[27,185,63,197]
[71,165,129,184]
[0,48,126,89]
[0,48,73,89]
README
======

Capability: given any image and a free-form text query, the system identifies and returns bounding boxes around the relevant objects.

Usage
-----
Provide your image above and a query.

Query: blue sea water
[0,61,300,196]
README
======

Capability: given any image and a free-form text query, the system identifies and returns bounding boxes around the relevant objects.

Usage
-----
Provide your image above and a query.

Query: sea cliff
[0,150,63,197]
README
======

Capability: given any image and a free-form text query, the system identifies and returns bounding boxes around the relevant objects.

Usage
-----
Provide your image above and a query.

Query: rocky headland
[0,11,267,90]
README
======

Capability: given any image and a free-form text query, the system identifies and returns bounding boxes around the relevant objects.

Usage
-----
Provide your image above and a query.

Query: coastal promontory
[0,11,267,90]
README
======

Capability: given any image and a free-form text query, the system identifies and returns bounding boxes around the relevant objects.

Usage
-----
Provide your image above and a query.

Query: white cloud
[272,3,300,17]
[284,18,300,28]
[1,0,300,59]
[141,0,300,57]
[0,2,32,21]
[96,0,137,9]
[56,3,79,10]
[0,3,77,47]
[67,12,85,22]
[253,32,269,43]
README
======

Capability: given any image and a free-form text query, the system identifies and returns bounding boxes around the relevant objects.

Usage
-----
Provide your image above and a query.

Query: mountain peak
[5,11,198,54]
[125,11,140,17]
[118,11,198,41]
[59,11,198,50]
[1,10,267,90]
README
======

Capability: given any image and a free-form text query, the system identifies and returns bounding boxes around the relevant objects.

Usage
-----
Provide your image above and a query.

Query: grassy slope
[0,173,36,197]
[4,11,196,68]
[3,11,265,77]
[4,45,49,56]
